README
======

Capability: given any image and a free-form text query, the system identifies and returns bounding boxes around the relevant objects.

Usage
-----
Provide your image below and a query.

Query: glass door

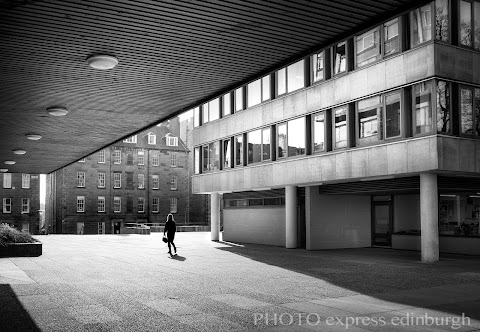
[372,200,392,246]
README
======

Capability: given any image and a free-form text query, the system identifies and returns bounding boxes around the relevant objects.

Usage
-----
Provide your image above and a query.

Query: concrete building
[47,123,202,234]
[0,173,40,234]
[191,0,480,261]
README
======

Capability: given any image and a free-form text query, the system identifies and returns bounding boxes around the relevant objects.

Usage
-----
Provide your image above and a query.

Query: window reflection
[262,128,271,161]
[194,147,200,174]
[235,135,243,166]
[277,123,287,158]
[247,130,262,164]
[277,68,286,95]
[287,117,306,156]
[357,96,381,139]
[385,92,401,139]
[247,79,262,108]
[287,60,305,93]
[384,19,399,56]
[202,145,209,172]
[475,2,480,49]
[334,106,348,148]
[202,103,209,124]
[334,42,347,75]
[223,93,232,117]
[193,107,200,127]
[356,27,380,67]
[435,0,449,42]
[209,98,220,122]
[410,4,432,46]
[436,80,450,133]
[223,139,231,168]
[414,81,433,134]
[460,0,472,46]
[312,51,324,82]
[209,141,220,171]
[235,88,243,112]
[262,75,271,102]
[313,112,325,152]
[439,194,480,237]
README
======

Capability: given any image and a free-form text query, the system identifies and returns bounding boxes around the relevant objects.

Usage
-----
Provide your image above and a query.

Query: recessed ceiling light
[0,169,8,172]
[86,54,118,70]
[47,106,68,116]
[4,161,15,165]
[13,149,26,155]
[26,134,42,140]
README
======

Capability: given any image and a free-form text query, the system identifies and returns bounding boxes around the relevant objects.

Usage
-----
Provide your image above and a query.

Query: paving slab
[0,232,479,331]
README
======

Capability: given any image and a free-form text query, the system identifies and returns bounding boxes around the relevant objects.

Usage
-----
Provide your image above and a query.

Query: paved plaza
[1,232,480,331]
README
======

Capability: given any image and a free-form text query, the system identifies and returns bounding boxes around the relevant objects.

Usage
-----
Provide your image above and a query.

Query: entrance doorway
[372,196,393,247]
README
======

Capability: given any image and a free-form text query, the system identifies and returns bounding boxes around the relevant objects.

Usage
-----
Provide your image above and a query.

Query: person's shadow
[169,254,186,261]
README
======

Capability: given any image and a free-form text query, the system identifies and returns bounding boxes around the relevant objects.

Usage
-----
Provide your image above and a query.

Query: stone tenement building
[47,123,202,234]
[0,173,40,234]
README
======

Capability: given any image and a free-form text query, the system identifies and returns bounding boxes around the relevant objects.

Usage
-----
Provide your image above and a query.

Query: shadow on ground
[217,242,480,320]
[0,284,40,331]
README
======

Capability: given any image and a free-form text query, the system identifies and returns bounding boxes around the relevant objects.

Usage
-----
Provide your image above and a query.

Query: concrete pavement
[1,232,480,331]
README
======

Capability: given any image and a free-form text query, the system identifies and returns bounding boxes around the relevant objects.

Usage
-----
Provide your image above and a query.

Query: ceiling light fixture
[86,54,118,70]
[4,161,15,165]
[0,169,8,172]
[47,106,68,116]
[13,149,26,155]
[26,134,42,140]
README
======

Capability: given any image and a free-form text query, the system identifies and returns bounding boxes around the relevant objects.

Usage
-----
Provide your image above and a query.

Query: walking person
[163,213,177,257]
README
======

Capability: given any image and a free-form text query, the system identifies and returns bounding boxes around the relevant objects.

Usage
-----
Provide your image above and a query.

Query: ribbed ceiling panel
[0,0,424,174]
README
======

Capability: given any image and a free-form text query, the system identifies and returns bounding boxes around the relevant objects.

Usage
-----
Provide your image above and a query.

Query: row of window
[192,0,480,127]
[195,79,480,173]
[2,198,30,214]
[2,174,31,189]
[76,172,178,190]
[121,133,179,146]
[76,196,178,214]
[224,197,285,208]
[79,149,179,167]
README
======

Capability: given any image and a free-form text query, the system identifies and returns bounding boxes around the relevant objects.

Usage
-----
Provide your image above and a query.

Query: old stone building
[0,172,40,234]
[47,122,206,234]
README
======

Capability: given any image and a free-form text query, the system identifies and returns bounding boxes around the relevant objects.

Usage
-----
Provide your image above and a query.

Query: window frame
[77,196,85,213]
[22,174,30,189]
[138,173,145,189]
[311,50,325,83]
[21,198,29,214]
[356,95,382,145]
[98,149,106,163]
[123,135,137,143]
[77,172,86,188]
[3,198,11,213]
[276,60,306,96]
[113,172,122,189]
[98,196,106,213]
[152,175,159,190]
[312,111,326,154]
[138,197,145,213]
[137,149,144,165]
[333,41,348,76]
[113,196,121,213]
[459,84,480,136]
[333,105,349,150]
[3,173,12,189]
[171,175,177,190]
[98,172,106,188]
[113,149,121,164]
[152,150,159,166]
[166,136,178,147]
[152,197,159,213]
[170,152,177,167]
[147,133,156,145]
[170,197,178,213]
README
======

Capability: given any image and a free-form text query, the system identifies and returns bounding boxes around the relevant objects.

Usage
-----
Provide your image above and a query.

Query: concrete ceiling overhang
[0,0,424,174]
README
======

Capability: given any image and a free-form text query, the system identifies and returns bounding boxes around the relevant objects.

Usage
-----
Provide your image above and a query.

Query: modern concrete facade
[191,0,480,261]
[0,173,40,234]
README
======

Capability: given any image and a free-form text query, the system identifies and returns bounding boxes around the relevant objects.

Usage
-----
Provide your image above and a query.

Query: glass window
[235,87,244,112]
[247,78,262,108]
[171,175,177,190]
[152,150,159,166]
[113,197,121,213]
[235,135,243,166]
[137,149,144,165]
[435,0,449,42]
[209,142,220,171]
[98,172,105,188]
[461,87,474,134]
[287,117,306,156]
[410,4,433,46]
[413,81,434,134]
[277,123,287,158]
[166,136,178,147]
[334,42,347,75]
[209,98,220,121]
[170,152,177,167]
[123,135,137,143]
[312,51,324,82]
[384,19,399,56]
[152,198,159,213]
[194,147,200,174]
[98,196,105,212]
[22,198,29,214]
[313,112,325,152]
[384,92,402,139]
[475,2,480,49]
[152,175,159,189]
[202,145,209,172]
[138,174,145,189]
[77,172,85,187]
[3,173,11,188]
[170,197,178,213]
[137,197,145,213]
[356,27,380,67]
[358,96,381,139]
[436,80,451,133]
[277,67,286,95]
[476,89,480,135]
[287,60,305,93]
[223,139,231,168]
[77,196,85,213]
[98,149,105,163]
[114,172,122,188]
[22,174,30,189]
[247,130,262,164]
[460,0,472,46]
[126,151,133,165]
[113,149,121,164]
[334,106,348,149]
[439,194,480,237]
[148,133,156,145]
[262,75,271,102]
[3,198,11,213]
[222,93,232,117]
[193,107,200,127]
[202,103,209,124]
[262,128,271,161]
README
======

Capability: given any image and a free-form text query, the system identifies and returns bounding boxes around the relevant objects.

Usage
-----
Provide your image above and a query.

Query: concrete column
[285,185,297,248]
[305,186,311,251]
[420,173,439,263]
[211,192,220,241]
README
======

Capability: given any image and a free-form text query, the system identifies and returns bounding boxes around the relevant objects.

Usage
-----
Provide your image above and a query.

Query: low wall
[151,225,211,233]
[392,234,480,255]
[0,242,42,257]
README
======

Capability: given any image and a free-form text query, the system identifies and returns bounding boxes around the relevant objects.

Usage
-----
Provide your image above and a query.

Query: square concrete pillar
[420,173,439,262]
